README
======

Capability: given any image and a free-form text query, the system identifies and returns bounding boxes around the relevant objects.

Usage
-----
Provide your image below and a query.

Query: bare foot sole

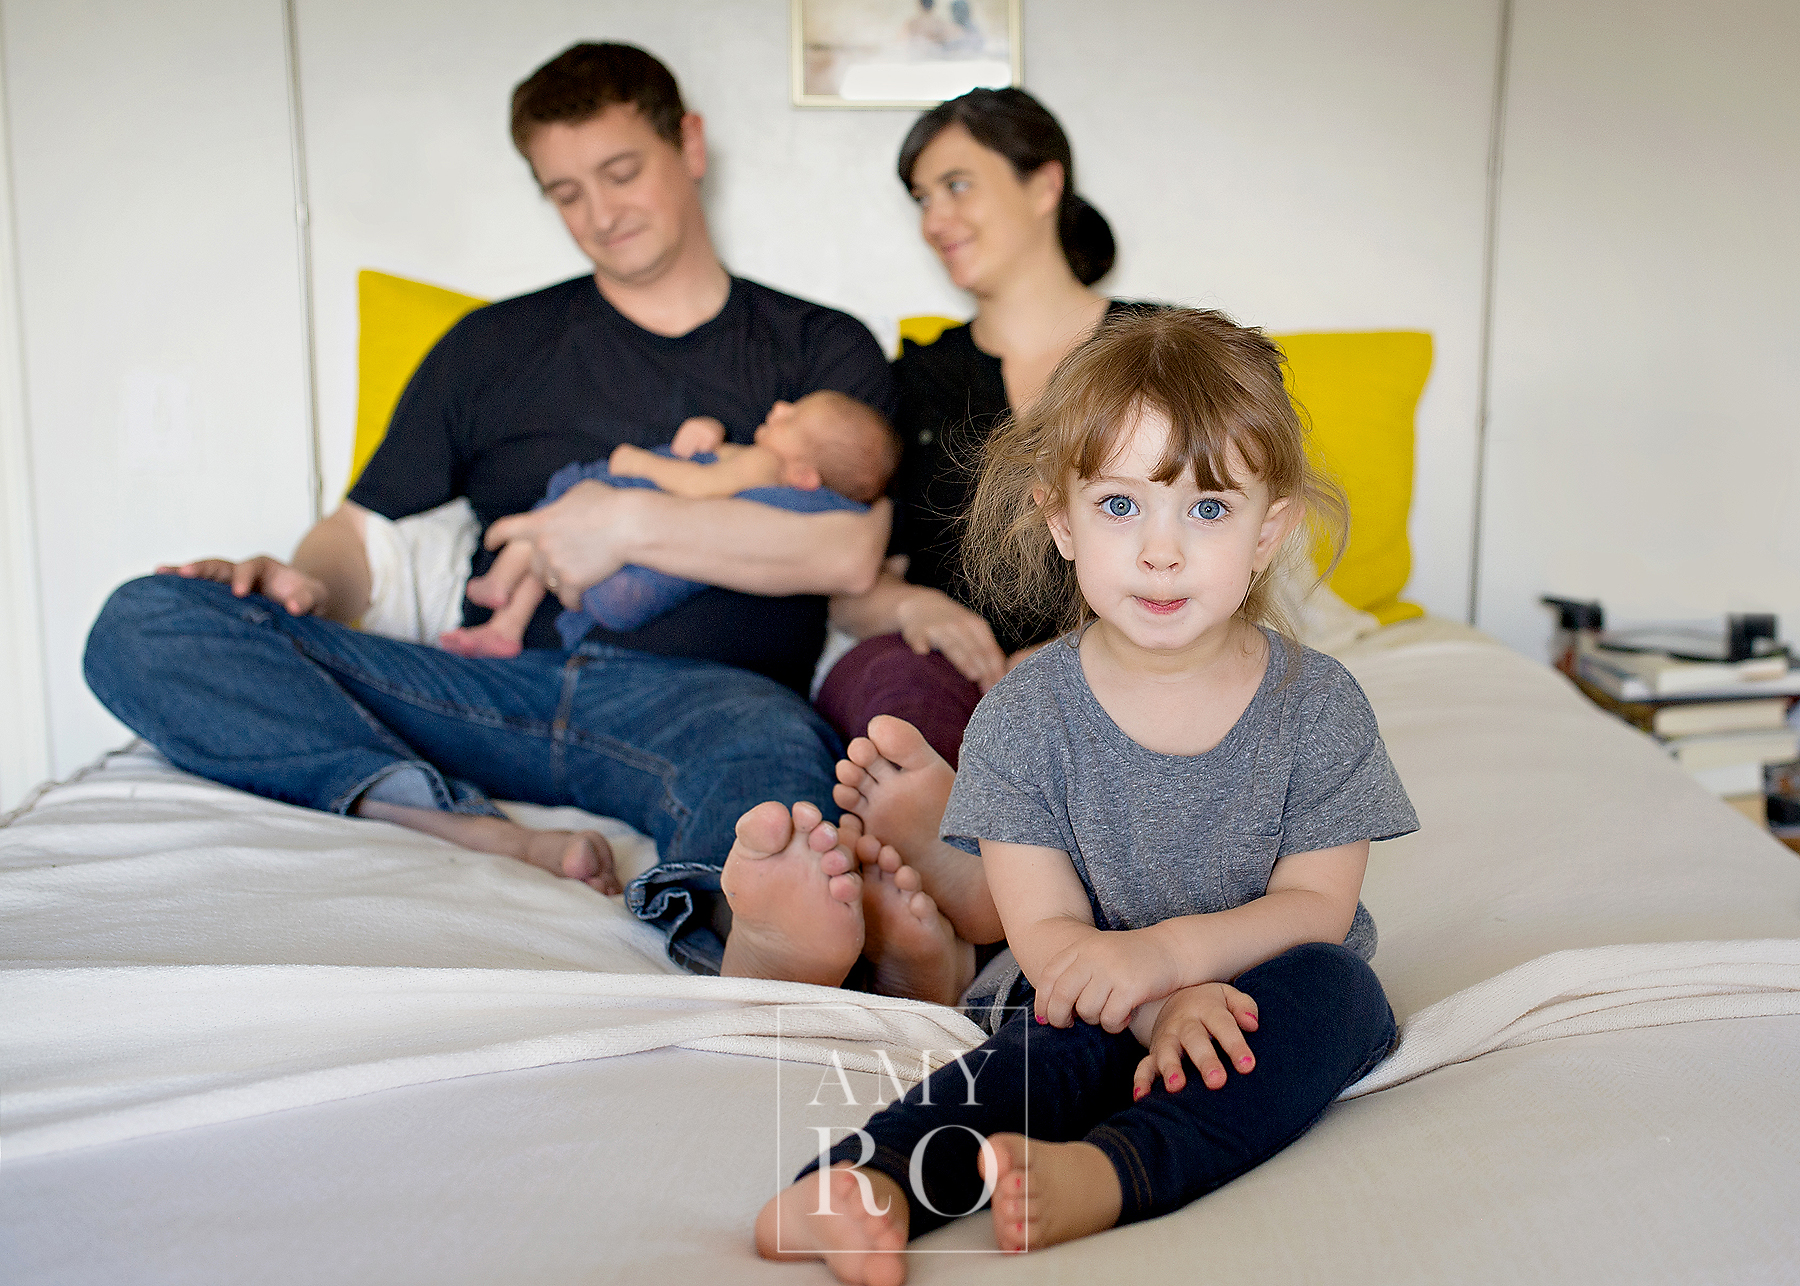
[860,849,975,1007]
[437,626,523,659]
[834,716,999,943]
[755,1165,909,1285]
[981,1134,1122,1254]
[720,801,863,987]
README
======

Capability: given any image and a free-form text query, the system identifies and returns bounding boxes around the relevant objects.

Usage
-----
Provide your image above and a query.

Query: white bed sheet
[6,626,1800,1283]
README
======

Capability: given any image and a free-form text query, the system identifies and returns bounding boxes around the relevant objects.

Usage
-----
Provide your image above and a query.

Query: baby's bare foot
[861,850,975,1007]
[834,716,1000,943]
[464,571,509,610]
[755,1164,909,1285]
[437,625,524,658]
[720,801,862,987]
[981,1134,1122,1254]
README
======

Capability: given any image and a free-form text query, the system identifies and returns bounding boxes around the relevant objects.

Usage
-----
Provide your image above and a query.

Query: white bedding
[5,627,1800,1283]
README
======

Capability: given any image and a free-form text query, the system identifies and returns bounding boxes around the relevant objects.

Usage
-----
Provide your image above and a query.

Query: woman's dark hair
[897,87,1115,286]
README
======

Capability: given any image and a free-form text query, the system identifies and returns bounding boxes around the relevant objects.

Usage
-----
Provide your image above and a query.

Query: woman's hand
[1131,984,1259,1099]
[1034,927,1181,1034]
[894,587,1008,691]
[158,556,329,618]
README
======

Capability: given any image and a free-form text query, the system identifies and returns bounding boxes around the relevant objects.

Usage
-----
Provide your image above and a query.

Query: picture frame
[791,0,1023,109]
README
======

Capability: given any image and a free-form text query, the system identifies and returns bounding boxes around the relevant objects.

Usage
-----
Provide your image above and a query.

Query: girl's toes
[894,864,923,893]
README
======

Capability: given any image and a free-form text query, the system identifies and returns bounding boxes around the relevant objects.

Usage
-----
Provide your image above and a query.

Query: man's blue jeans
[805,942,1396,1233]
[82,575,844,973]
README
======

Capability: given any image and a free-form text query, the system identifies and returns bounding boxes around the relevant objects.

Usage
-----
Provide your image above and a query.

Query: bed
[7,608,1800,1285]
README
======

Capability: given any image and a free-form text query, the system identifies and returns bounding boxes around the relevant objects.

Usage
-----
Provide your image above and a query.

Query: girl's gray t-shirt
[943,628,1418,964]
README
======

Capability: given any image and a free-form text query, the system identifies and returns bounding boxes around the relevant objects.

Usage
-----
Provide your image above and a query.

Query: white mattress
[5,626,1800,1283]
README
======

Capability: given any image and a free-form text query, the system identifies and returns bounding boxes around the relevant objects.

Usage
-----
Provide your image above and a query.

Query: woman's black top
[888,301,1152,654]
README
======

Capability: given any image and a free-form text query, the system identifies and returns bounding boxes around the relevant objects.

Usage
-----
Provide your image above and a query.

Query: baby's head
[966,307,1346,644]
[754,391,900,504]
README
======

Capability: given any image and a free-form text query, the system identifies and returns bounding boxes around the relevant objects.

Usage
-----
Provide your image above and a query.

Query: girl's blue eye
[1193,498,1226,521]
[1102,496,1137,518]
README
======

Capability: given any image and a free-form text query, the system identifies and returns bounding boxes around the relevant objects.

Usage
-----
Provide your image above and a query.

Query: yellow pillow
[896,314,962,355]
[896,317,1431,624]
[347,270,488,492]
[1275,331,1431,624]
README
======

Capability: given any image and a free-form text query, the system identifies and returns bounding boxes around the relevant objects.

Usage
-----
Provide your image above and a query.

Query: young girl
[755,308,1417,1283]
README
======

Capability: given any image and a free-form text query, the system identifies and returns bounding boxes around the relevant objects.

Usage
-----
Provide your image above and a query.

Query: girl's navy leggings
[804,941,1397,1235]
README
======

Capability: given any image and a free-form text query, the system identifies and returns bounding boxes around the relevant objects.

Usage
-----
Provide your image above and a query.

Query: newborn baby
[441,390,898,657]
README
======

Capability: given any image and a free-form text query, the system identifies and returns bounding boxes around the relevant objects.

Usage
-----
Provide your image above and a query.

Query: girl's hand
[1034,929,1179,1033]
[1131,984,1259,1099]
[893,588,1007,690]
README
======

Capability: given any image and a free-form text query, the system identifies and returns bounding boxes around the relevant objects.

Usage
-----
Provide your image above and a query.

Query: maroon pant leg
[814,633,982,768]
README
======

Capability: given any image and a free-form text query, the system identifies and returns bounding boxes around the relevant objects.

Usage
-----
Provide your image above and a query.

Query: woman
[819,87,1148,769]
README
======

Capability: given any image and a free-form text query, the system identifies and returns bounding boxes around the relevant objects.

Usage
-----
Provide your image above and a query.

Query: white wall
[0,27,50,811]
[2,0,315,780]
[1476,0,1800,655]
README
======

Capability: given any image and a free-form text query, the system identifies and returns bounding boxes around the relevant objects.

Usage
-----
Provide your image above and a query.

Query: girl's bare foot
[860,849,975,1007]
[832,716,1001,943]
[353,798,620,894]
[755,1164,910,1286]
[719,801,863,987]
[980,1134,1122,1254]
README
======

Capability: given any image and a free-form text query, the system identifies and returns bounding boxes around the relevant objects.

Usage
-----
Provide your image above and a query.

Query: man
[83,43,906,990]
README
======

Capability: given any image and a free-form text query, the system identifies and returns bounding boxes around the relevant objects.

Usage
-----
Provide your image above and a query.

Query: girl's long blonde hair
[964,307,1348,644]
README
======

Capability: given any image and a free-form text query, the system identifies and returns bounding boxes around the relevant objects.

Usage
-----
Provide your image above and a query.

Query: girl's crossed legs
[759,942,1395,1280]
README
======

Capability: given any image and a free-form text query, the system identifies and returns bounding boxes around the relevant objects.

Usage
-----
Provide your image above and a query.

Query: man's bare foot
[720,801,863,987]
[860,849,975,1007]
[437,625,524,659]
[354,798,619,894]
[981,1134,1122,1254]
[833,716,1001,944]
[755,1164,909,1285]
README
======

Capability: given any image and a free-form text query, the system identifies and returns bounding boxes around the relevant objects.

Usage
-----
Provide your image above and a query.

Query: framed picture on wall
[791,0,1022,108]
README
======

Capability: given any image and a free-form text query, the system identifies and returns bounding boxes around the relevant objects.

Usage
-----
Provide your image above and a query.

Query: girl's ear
[1035,485,1075,561]
[1252,496,1300,571]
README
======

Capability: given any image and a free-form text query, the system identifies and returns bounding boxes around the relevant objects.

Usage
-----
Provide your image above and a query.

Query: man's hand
[1131,983,1259,1098]
[894,588,1008,691]
[484,480,641,608]
[670,415,727,458]
[1034,927,1181,1034]
[158,557,329,618]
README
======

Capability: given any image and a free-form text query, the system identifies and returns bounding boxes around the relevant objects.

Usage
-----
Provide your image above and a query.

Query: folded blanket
[1342,937,1800,1097]
[0,966,986,1160]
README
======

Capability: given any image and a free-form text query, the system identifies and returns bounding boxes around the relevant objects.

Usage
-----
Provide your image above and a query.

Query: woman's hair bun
[1060,194,1115,286]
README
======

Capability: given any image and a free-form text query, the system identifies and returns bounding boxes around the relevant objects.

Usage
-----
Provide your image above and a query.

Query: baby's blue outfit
[541,451,867,647]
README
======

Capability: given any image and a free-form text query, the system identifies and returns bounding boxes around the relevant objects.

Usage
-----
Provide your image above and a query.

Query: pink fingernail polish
[1035,1015,1046,1024]
[1238,1056,1253,1070]
[1133,1086,1147,1101]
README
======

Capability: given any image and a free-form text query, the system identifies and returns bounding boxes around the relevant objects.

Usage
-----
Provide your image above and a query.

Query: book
[1691,762,1764,796]
[1652,698,1792,738]
[1665,728,1800,774]
[1577,648,1800,701]
[1572,679,1793,736]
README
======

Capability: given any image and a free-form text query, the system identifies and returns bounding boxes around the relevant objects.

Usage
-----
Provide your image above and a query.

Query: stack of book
[1575,649,1800,825]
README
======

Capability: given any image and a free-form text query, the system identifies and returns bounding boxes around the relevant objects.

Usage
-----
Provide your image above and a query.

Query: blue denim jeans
[82,575,844,973]
[806,942,1396,1234]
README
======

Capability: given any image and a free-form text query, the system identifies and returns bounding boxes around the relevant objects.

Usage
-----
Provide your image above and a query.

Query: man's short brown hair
[510,43,686,155]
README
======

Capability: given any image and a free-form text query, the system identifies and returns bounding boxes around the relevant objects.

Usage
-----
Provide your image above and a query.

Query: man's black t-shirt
[348,274,896,693]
